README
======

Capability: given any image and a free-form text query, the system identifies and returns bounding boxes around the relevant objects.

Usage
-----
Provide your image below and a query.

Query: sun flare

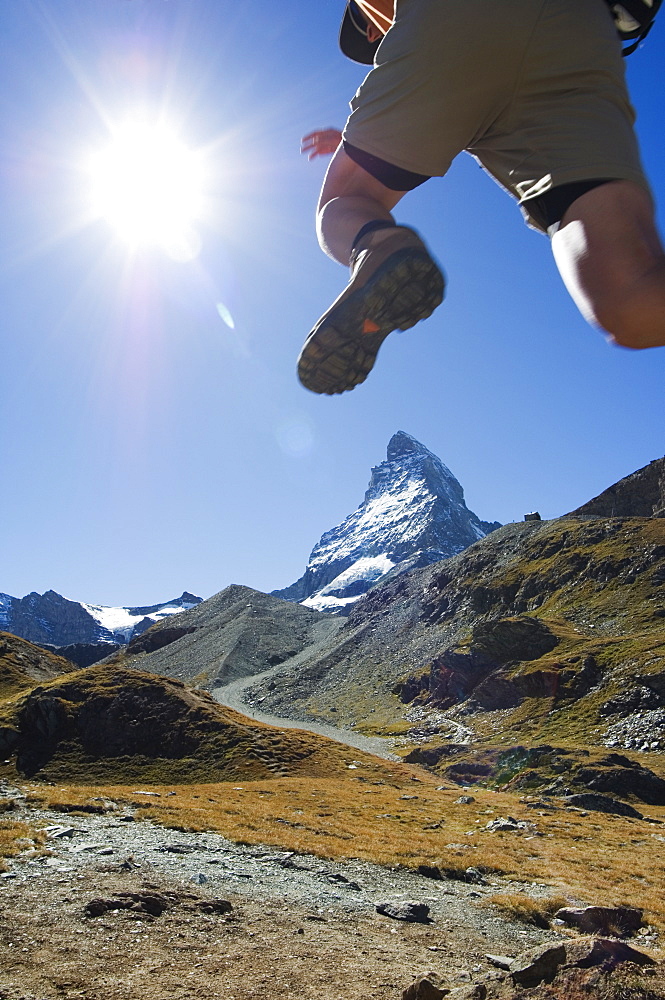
[87,121,205,258]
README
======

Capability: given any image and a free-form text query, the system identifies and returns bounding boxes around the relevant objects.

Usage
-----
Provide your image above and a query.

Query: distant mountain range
[0,590,201,649]
[272,431,501,613]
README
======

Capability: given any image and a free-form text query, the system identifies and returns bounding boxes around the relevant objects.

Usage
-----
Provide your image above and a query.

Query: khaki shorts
[342,0,650,230]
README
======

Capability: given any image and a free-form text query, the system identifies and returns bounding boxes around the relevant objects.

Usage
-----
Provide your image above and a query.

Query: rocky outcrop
[273,432,500,613]
[394,616,563,710]
[39,642,122,668]
[567,455,665,518]
[400,745,665,805]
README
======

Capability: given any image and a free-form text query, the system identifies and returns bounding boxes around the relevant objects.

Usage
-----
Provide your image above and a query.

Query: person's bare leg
[316,146,406,263]
[298,147,444,394]
[551,180,665,349]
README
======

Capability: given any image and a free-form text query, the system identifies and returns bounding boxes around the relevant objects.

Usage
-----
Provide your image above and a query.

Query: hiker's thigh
[473,0,649,232]
[551,180,665,347]
[342,0,543,178]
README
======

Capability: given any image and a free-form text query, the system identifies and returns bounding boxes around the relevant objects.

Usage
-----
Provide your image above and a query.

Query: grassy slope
[392,518,664,746]
[0,631,75,698]
[0,662,404,784]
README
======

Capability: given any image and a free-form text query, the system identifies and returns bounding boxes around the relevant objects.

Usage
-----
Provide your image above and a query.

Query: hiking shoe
[297,225,444,395]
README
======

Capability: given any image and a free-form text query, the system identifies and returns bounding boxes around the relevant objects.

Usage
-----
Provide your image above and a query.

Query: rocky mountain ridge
[0,589,202,648]
[272,431,501,613]
[106,584,343,691]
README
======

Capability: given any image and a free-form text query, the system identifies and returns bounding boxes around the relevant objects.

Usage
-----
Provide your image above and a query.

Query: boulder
[563,793,643,818]
[510,943,567,987]
[564,937,655,970]
[510,936,654,987]
[401,973,449,999]
[554,905,644,936]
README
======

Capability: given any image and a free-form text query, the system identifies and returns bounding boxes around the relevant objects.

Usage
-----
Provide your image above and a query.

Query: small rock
[84,898,112,917]
[564,937,655,970]
[376,901,432,923]
[485,817,531,833]
[455,796,475,805]
[554,905,644,937]
[84,891,172,918]
[418,864,443,880]
[45,826,78,839]
[447,987,487,1000]
[402,973,449,999]
[196,899,233,915]
[485,955,514,970]
[191,873,208,885]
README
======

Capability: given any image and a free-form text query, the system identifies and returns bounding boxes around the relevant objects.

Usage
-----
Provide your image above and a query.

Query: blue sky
[1,0,663,608]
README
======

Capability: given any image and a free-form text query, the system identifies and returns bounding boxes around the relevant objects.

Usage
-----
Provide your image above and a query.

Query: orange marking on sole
[362,319,381,334]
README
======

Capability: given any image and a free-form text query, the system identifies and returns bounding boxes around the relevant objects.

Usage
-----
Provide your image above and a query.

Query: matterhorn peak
[273,433,500,613]
[387,430,425,460]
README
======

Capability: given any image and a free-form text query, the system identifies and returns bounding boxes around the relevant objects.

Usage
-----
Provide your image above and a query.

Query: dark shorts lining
[525,178,616,233]
[343,140,430,191]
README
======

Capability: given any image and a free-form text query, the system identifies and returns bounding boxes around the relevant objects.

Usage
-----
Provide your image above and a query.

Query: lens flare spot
[275,416,315,458]
[216,302,236,329]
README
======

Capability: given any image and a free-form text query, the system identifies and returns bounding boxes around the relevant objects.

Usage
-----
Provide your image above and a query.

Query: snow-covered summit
[273,432,501,613]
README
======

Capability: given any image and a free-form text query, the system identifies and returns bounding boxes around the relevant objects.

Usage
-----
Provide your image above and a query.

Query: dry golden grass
[0,818,47,869]
[21,772,665,931]
[487,892,571,928]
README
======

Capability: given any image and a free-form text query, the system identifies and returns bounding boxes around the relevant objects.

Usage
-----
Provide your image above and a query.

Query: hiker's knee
[591,258,665,349]
[552,182,665,350]
[317,147,405,214]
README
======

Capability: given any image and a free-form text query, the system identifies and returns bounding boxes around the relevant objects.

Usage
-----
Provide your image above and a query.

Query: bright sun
[87,121,205,257]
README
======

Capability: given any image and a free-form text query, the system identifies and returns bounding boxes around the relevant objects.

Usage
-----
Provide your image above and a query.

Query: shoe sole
[298,247,445,395]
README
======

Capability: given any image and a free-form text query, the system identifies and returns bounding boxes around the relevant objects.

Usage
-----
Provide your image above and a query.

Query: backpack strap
[605,0,662,54]
[621,21,654,55]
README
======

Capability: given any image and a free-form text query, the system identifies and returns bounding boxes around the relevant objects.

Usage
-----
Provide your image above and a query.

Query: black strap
[622,21,654,56]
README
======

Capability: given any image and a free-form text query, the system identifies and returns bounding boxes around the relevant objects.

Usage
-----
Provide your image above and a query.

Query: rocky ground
[0,784,594,1000]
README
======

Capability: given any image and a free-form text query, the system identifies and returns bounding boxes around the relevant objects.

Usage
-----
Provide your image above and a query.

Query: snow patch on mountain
[0,594,11,629]
[302,555,396,613]
[80,598,200,642]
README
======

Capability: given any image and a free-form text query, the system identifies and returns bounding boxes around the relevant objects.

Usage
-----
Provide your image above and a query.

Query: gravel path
[213,667,401,761]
